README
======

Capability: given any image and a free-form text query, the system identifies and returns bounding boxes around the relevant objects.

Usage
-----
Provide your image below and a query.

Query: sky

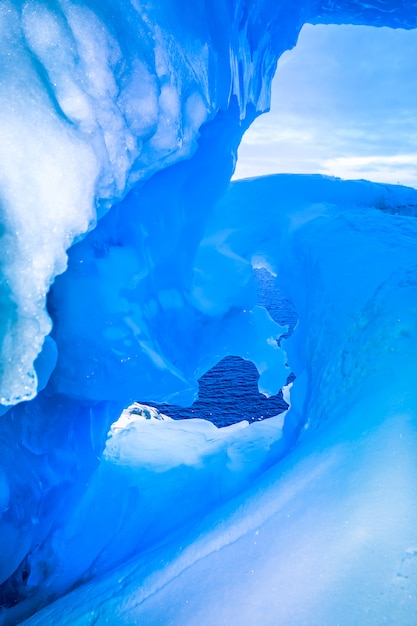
[233,24,417,188]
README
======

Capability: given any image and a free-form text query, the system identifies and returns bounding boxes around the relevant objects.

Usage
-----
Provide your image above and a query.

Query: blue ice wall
[0,0,417,622]
[12,174,417,626]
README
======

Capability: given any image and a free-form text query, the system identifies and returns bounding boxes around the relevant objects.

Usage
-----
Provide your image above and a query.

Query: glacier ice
[13,174,417,626]
[0,0,417,624]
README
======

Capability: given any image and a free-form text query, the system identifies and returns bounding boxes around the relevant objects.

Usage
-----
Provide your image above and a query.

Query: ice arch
[0,1,416,623]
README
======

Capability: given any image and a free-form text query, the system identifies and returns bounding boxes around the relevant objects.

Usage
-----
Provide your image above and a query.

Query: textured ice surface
[0,0,417,623]
[19,174,417,626]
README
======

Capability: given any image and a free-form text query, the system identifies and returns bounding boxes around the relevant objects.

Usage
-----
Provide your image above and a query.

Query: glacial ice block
[1,0,417,623]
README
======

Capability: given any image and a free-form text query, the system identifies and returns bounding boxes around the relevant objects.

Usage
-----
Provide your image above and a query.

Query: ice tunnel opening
[132,265,298,429]
[234,23,417,187]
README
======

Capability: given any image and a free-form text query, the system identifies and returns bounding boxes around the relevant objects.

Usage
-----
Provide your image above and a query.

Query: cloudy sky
[234,24,417,187]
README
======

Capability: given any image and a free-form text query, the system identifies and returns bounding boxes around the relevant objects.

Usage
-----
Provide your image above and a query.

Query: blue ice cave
[0,1,417,624]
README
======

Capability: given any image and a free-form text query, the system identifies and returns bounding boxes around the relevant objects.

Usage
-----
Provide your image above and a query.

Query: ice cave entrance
[234,23,417,187]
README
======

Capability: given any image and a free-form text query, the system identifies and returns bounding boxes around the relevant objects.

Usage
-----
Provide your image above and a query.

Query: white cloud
[322,155,417,187]
[234,24,417,188]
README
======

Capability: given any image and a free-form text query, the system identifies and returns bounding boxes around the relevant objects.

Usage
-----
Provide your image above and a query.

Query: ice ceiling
[0,1,417,624]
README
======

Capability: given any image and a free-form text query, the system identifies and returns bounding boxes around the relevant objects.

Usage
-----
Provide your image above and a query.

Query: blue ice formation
[0,1,417,624]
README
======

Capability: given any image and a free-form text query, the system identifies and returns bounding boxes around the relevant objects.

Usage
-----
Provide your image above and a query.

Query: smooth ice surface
[1,0,417,624]
[16,401,287,609]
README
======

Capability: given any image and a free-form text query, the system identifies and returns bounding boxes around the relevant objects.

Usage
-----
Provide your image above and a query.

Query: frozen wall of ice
[1,0,417,622]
